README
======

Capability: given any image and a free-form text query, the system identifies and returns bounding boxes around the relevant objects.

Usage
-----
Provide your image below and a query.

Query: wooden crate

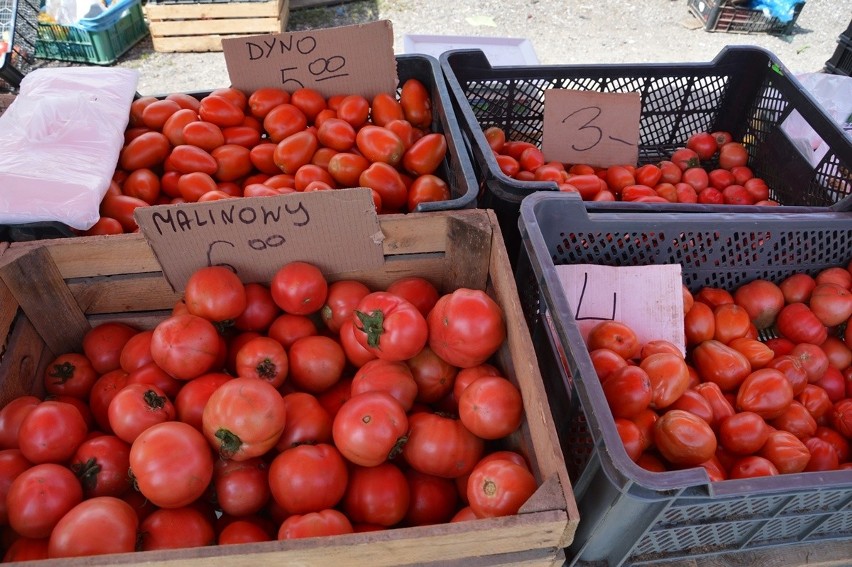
[144,0,290,53]
[0,208,579,566]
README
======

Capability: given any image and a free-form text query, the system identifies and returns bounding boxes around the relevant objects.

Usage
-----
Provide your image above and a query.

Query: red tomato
[719,411,769,455]
[670,147,700,171]
[287,335,346,393]
[340,318,378,368]
[7,463,83,538]
[0,449,32,525]
[686,132,718,161]
[718,142,749,170]
[321,279,372,334]
[654,409,717,466]
[403,412,484,478]
[184,266,247,324]
[804,437,839,471]
[42,353,97,399]
[174,372,232,431]
[354,291,429,362]
[351,359,419,411]
[276,392,333,449]
[235,336,289,387]
[427,289,505,368]
[406,345,459,405]
[402,133,447,176]
[770,401,817,439]
[277,509,353,540]
[108,383,175,443]
[343,462,410,526]
[268,443,348,514]
[69,435,131,498]
[759,430,810,473]
[777,303,828,345]
[831,399,852,438]
[119,330,155,373]
[587,320,640,360]
[332,392,408,467]
[400,78,432,129]
[780,273,816,304]
[359,161,407,212]
[88,370,129,433]
[199,95,245,127]
[729,456,779,479]
[458,376,523,440]
[271,261,328,316]
[371,92,404,127]
[83,322,139,374]
[214,456,270,517]
[601,365,652,420]
[809,283,852,327]
[219,520,272,545]
[404,469,459,526]
[691,340,751,392]
[122,167,162,204]
[47,497,138,558]
[268,313,318,349]
[130,421,214,508]
[407,174,451,211]
[466,458,537,518]
[17,401,88,464]
[119,131,170,171]
[669,390,714,424]
[202,376,286,460]
[150,314,220,380]
[640,353,690,409]
[139,506,215,550]
[356,125,405,166]
[2,537,49,562]
[232,282,280,332]
[248,87,290,119]
[732,279,785,330]
[736,368,794,420]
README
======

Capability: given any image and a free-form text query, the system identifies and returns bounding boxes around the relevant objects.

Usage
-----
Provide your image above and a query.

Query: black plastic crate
[825,19,852,77]
[0,0,38,92]
[687,0,804,35]
[515,191,852,566]
[440,46,852,265]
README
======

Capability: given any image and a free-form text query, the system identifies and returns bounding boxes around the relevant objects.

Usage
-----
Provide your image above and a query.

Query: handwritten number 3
[563,106,602,152]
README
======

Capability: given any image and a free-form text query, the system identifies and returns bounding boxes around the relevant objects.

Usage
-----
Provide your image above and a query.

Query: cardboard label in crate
[145,0,290,53]
[0,204,578,566]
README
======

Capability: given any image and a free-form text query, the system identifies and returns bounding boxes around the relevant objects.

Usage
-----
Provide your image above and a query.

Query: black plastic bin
[0,0,38,91]
[687,0,804,35]
[515,191,852,566]
[440,46,852,265]
[825,19,852,77]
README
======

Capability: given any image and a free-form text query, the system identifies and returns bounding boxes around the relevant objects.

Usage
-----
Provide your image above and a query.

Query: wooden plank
[149,17,283,37]
[380,212,450,256]
[443,212,492,292]
[10,233,160,279]
[2,511,567,566]
[0,316,50,404]
[0,247,90,355]
[68,273,181,316]
[145,0,283,21]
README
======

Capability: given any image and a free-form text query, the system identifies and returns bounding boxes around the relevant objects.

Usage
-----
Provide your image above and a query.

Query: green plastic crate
[35,0,148,65]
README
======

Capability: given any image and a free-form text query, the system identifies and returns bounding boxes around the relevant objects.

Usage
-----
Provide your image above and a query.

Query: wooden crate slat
[145,0,284,20]
[0,247,90,355]
[68,273,181,315]
[150,17,283,36]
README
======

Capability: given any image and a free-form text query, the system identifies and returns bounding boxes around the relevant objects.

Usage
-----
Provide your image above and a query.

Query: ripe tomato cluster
[0,262,536,561]
[588,260,852,479]
[85,80,452,235]
[484,128,778,205]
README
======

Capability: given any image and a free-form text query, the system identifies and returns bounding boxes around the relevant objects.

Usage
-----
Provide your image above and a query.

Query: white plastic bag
[781,72,852,166]
[0,67,138,230]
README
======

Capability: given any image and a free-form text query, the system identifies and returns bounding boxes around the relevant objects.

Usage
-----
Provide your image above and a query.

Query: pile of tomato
[0,262,537,560]
[484,128,779,205]
[588,261,852,478]
[84,79,452,235]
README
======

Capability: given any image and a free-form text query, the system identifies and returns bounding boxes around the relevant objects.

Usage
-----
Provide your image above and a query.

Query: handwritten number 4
[562,106,632,151]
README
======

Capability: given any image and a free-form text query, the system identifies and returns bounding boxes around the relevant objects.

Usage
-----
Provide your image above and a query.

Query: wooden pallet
[145,0,290,53]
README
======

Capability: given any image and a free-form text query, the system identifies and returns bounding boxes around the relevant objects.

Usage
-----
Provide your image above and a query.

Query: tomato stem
[215,428,243,460]
[388,433,409,460]
[143,390,167,410]
[71,457,101,493]
[354,309,385,348]
[48,361,76,384]
[256,358,277,380]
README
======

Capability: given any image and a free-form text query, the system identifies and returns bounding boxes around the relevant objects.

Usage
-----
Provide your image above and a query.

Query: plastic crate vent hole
[750,514,822,546]
[660,496,785,526]
[810,511,852,537]
[634,521,756,558]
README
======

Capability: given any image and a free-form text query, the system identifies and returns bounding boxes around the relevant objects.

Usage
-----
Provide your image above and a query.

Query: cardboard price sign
[555,264,685,356]
[134,189,385,292]
[542,89,641,168]
[222,20,398,99]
